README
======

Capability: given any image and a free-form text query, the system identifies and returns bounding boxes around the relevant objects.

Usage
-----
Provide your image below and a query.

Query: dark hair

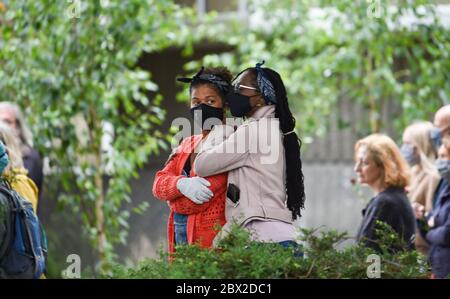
[189,67,233,103]
[246,67,306,220]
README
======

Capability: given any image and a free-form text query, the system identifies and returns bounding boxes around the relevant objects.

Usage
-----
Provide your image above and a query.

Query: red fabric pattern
[152,135,227,255]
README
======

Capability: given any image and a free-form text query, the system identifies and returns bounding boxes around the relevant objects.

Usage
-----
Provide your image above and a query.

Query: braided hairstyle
[245,67,306,220]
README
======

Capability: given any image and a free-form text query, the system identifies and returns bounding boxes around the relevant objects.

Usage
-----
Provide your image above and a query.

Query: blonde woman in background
[354,134,416,253]
[0,122,39,212]
[401,121,440,255]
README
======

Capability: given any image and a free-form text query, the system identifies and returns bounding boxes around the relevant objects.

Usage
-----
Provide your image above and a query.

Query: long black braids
[247,67,306,220]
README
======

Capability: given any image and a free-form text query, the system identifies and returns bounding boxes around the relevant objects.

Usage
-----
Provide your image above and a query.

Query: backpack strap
[0,183,15,261]
[0,181,39,277]
[8,186,40,278]
[15,196,40,278]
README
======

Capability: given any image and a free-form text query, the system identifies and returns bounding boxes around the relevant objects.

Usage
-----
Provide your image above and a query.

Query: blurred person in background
[0,122,39,212]
[401,121,440,255]
[0,102,43,196]
[354,134,416,253]
[427,106,450,217]
[414,136,450,278]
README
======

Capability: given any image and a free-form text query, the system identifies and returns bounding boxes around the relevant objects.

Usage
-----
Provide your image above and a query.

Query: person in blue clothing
[0,141,9,174]
[414,136,450,279]
[428,105,450,210]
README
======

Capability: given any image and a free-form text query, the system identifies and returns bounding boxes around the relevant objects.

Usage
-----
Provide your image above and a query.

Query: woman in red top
[152,67,232,255]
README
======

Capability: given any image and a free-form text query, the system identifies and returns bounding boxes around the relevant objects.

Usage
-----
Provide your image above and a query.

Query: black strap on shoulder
[0,180,38,278]
[0,182,15,261]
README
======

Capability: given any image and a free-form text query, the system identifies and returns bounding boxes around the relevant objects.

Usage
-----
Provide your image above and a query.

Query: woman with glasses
[194,62,305,255]
[415,137,450,278]
[152,67,232,256]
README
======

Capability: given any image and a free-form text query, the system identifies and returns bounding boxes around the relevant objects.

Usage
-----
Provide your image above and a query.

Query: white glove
[176,176,213,204]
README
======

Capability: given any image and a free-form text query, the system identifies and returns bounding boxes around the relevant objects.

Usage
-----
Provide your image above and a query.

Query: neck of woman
[370,179,388,195]
[202,130,210,138]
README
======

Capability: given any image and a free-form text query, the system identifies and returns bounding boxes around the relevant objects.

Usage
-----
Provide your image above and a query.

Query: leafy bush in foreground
[107,224,430,279]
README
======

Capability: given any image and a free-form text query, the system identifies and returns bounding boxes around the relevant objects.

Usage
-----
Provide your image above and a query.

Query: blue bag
[0,180,47,279]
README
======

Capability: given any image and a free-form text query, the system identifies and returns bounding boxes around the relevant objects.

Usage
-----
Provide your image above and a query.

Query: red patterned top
[152,134,227,255]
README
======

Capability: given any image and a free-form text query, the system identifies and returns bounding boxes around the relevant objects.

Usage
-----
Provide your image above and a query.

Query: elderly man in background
[431,105,450,153]
[427,105,450,208]
[0,102,43,194]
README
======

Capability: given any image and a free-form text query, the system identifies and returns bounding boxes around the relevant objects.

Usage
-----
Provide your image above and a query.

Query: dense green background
[0,0,448,277]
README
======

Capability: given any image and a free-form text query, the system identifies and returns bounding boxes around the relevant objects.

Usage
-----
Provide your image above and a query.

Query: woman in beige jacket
[194,62,305,253]
[401,121,440,255]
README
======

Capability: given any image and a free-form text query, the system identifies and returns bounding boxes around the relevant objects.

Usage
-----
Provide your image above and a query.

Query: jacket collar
[439,180,450,203]
[248,105,276,121]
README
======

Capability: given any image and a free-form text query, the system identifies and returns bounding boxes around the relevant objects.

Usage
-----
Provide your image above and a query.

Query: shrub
[107,224,430,279]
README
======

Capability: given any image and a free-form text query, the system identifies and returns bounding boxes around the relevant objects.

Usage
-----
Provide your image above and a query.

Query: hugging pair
[152,62,305,257]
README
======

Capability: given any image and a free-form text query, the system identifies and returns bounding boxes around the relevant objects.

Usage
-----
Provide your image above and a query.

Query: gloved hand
[176,176,213,204]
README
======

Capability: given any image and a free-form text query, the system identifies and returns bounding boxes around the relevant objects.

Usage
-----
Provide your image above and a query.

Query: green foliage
[0,0,196,272]
[108,224,429,279]
[181,0,450,139]
[373,220,411,253]
[1,0,447,276]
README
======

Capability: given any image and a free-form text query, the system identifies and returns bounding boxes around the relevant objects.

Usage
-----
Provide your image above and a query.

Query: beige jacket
[194,105,293,245]
[408,166,440,212]
[407,166,440,256]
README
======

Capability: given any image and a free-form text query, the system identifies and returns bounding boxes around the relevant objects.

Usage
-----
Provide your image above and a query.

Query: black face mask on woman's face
[225,92,253,117]
[190,103,224,131]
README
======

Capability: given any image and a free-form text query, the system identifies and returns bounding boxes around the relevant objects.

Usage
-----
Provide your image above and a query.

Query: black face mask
[190,103,224,130]
[225,92,253,117]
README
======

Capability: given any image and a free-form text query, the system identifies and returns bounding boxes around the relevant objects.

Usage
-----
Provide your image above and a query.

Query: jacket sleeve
[358,199,398,250]
[171,129,229,215]
[194,124,250,177]
[169,173,227,215]
[23,147,44,192]
[426,210,450,246]
[152,148,184,201]
[358,204,382,251]
[425,175,441,212]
